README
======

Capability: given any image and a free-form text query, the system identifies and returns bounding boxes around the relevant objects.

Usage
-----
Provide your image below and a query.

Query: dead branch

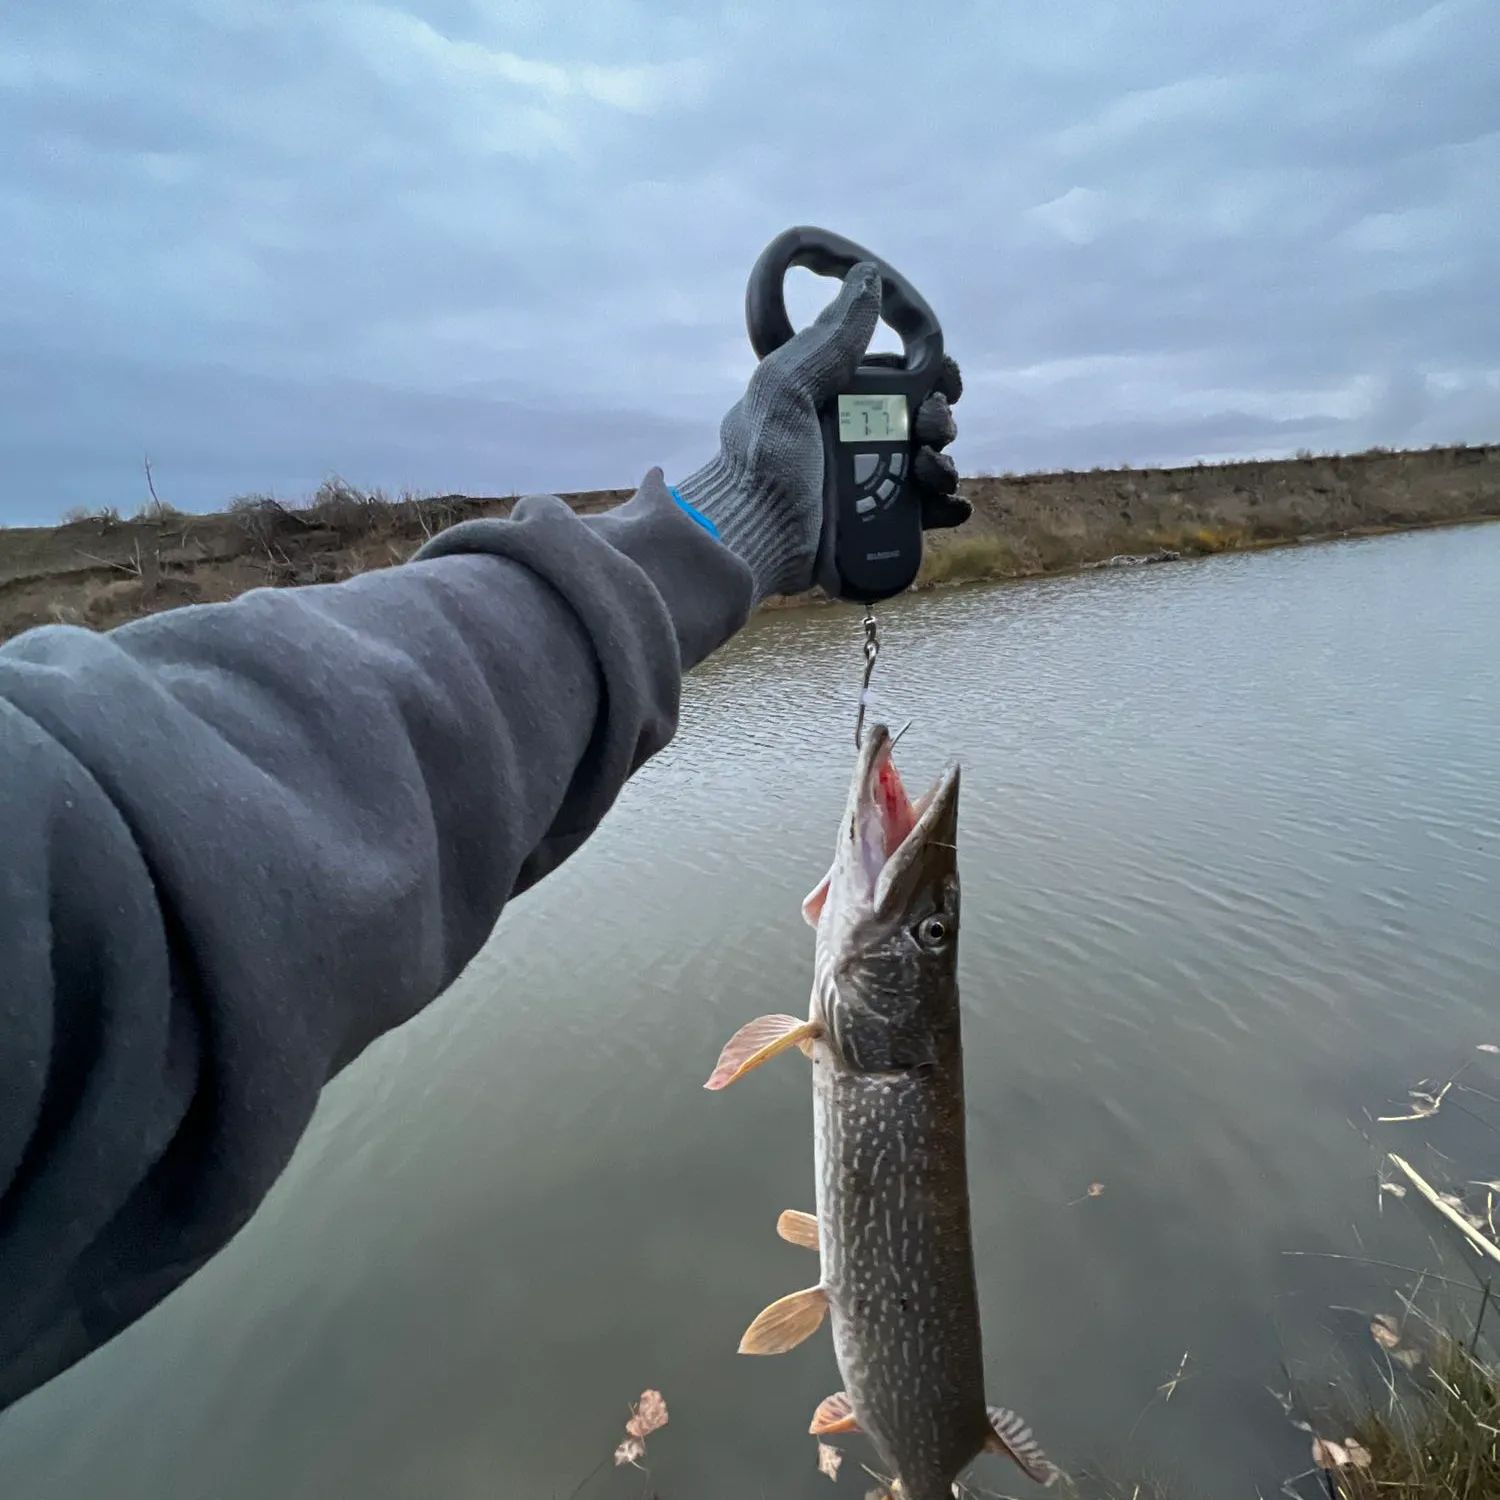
[1389,1153,1500,1265]
[75,546,143,580]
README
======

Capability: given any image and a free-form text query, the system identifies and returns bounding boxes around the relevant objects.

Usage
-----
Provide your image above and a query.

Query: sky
[2,0,1497,525]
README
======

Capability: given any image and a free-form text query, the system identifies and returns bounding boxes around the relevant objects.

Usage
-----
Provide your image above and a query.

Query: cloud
[328,4,714,115]
[0,0,1496,523]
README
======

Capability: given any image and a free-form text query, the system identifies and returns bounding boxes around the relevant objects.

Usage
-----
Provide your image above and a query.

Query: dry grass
[917,531,1027,586]
[0,476,496,638]
[1178,524,1247,554]
[1292,1294,1500,1500]
[5,445,1497,644]
[59,504,122,525]
[1339,1330,1500,1498]
[133,497,185,522]
[1057,1305,1500,1500]
[1304,1105,1500,1498]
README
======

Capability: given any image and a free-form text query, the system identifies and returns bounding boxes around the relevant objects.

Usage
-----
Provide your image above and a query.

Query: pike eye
[915,916,950,948]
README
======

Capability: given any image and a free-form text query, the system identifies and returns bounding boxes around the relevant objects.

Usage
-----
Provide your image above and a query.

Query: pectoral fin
[776,1210,820,1250]
[802,872,832,928]
[985,1406,1063,1487]
[704,1015,823,1091]
[738,1286,828,1355]
[809,1391,860,1435]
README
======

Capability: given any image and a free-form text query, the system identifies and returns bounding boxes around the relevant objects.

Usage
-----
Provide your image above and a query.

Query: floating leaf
[1371,1314,1402,1350]
[1312,1437,1349,1469]
[613,1435,646,1468]
[614,1388,668,1467]
[1380,1181,1407,1199]
[1435,1193,1491,1231]
[1313,1436,1375,1470]
[625,1389,669,1439]
[817,1441,843,1480]
[1391,1099,1437,1120]
[1378,1082,1452,1122]
[1478,1044,1500,1054]
[1392,1346,1423,1369]
[1087,1182,1106,1198]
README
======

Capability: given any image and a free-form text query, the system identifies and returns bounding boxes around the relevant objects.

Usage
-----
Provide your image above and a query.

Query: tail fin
[985,1405,1063,1487]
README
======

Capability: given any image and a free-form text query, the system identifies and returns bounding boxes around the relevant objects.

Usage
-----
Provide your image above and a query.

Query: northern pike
[705,723,1060,1498]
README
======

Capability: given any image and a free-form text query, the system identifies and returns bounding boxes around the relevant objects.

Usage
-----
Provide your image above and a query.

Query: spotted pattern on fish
[812,1025,990,1500]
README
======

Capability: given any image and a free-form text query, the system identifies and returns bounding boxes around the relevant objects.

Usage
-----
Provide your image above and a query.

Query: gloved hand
[674,262,969,601]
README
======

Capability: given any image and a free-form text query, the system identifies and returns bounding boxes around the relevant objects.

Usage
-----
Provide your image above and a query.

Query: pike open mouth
[854,727,949,895]
[801,725,959,930]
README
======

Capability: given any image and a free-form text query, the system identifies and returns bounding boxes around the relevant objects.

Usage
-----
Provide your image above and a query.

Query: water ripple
[1,524,1496,1500]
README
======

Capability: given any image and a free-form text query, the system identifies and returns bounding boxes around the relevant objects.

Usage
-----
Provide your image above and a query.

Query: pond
[2,522,1497,1499]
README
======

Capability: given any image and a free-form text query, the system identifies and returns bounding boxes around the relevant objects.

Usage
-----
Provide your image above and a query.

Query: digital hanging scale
[745,225,947,606]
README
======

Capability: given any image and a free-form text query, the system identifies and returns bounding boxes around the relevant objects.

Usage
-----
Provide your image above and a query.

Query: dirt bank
[2,445,1495,642]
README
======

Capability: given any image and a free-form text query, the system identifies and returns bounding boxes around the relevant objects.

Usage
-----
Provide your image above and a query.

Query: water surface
[2,523,1498,1498]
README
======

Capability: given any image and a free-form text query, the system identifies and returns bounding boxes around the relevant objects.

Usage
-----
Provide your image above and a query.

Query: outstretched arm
[0,472,749,1409]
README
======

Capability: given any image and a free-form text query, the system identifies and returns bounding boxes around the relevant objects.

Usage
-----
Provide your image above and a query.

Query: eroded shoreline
[2,443,1495,641]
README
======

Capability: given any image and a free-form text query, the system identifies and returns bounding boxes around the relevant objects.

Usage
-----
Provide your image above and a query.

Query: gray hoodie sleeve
[0,468,753,1410]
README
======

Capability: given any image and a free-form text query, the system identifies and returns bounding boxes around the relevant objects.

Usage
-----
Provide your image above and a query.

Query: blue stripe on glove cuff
[669,485,721,540]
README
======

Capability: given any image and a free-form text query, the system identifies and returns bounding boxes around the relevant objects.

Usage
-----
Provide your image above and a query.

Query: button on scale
[850,450,907,514]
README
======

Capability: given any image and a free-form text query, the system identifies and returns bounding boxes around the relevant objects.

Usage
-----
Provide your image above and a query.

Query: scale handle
[745,226,944,375]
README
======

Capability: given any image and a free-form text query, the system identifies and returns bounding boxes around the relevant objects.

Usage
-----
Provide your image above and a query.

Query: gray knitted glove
[672,263,882,601]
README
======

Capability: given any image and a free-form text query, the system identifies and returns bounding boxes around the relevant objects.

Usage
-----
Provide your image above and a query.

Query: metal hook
[854,608,880,748]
